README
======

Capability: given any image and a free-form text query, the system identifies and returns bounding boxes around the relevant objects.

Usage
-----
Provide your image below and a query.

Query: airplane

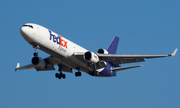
[15,23,178,79]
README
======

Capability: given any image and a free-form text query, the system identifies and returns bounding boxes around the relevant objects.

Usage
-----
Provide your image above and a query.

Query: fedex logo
[49,30,68,49]
[94,55,98,59]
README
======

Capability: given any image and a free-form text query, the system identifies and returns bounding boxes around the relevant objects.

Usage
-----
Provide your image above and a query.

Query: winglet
[171,48,178,57]
[15,63,20,71]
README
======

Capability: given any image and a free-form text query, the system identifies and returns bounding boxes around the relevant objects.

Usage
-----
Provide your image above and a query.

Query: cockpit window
[23,25,33,28]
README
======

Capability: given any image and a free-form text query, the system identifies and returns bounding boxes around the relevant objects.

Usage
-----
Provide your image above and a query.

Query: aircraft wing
[15,56,59,71]
[15,63,34,71]
[98,48,178,64]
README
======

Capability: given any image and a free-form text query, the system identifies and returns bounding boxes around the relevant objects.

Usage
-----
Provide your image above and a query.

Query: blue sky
[0,0,179,108]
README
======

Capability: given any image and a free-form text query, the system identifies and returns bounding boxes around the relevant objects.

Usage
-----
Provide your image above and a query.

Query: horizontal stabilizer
[111,65,142,72]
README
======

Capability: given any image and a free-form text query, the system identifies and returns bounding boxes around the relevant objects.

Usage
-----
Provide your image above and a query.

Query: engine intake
[84,51,99,63]
[97,49,108,54]
[31,57,46,68]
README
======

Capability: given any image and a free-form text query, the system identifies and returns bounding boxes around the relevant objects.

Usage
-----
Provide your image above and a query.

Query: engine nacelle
[84,51,99,63]
[31,57,46,68]
[97,49,109,54]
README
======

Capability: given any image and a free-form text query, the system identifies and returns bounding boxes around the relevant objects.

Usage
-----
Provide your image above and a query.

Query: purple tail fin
[107,36,119,54]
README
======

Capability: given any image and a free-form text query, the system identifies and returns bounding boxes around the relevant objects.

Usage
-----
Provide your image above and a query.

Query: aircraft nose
[20,26,26,35]
[20,26,28,36]
[20,25,34,42]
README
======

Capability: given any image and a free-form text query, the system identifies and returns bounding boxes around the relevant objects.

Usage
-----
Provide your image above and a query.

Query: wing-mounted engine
[97,49,108,54]
[31,57,46,68]
[97,48,121,67]
[83,51,99,63]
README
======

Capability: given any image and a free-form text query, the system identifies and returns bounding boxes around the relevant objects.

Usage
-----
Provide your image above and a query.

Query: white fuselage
[20,23,92,73]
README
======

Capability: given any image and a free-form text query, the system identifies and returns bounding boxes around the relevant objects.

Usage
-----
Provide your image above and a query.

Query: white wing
[15,56,62,72]
[98,48,178,64]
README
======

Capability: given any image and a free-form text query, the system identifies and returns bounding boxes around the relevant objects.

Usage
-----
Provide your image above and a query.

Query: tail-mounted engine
[31,57,46,68]
[97,49,108,54]
[84,51,99,63]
